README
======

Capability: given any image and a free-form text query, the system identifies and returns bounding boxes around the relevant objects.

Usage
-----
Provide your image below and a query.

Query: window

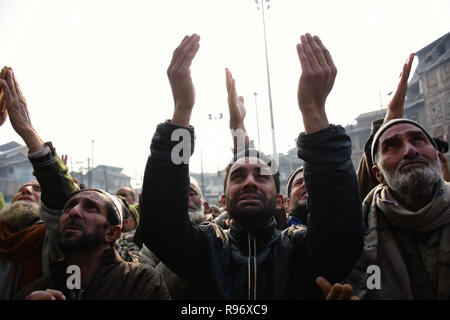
[427,72,437,88]
[8,167,14,174]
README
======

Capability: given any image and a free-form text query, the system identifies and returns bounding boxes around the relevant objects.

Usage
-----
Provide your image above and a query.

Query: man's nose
[68,203,84,219]
[403,142,419,159]
[242,175,258,190]
[21,185,33,195]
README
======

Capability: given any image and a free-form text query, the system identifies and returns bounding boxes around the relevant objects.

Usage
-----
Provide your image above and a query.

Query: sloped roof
[0,141,22,152]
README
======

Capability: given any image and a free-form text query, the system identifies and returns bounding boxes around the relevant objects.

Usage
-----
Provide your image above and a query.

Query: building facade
[346,32,450,169]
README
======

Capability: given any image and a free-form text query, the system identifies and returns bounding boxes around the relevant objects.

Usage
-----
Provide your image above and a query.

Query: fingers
[25,289,66,300]
[398,53,414,87]
[316,276,332,298]
[45,289,66,300]
[61,154,68,166]
[337,284,354,300]
[225,68,236,96]
[171,34,200,73]
[316,276,358,300]
[314,36,336,73]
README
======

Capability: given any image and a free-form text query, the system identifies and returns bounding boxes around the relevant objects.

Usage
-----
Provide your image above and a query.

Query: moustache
[397,156,430,172]
[62,219,86,232]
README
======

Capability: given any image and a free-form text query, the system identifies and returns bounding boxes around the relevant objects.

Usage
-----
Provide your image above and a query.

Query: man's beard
[380,154,441,200]
[226,191,277,227]
[0,200,40,232]
[188,207,206,224]
[57,219,105,253]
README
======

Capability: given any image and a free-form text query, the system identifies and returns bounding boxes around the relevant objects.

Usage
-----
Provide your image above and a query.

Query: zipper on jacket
[247,233,257,300]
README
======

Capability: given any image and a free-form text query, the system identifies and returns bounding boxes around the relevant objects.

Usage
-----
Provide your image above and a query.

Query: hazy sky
[1,0,449,188]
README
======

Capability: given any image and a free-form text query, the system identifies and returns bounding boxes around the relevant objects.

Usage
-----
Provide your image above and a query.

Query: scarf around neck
[346,179,450,299]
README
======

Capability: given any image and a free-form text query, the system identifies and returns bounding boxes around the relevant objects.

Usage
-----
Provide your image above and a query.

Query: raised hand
[316,276,359,300]
[296,34,336,133]
[384,53,415,122]
[225,68,246,130]
[61,154,68,166]
[0,67,44,152]
[168,34,201,127]
[0,67,7,126]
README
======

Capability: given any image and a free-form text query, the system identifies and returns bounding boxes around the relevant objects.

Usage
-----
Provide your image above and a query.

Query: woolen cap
[371,118,438,165]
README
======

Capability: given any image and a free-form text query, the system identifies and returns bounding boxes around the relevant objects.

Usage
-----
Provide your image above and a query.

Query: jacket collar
[229,217,278,251]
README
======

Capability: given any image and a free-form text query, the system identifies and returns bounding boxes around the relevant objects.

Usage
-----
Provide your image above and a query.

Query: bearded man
[347,118,450,299]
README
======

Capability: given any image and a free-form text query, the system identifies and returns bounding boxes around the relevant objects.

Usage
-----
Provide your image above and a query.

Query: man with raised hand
[0,67,169,300]
[141,33,363,299]
[348,54,450,300]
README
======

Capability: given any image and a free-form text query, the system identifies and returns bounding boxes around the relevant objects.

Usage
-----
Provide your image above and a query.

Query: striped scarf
[346,179,450,299]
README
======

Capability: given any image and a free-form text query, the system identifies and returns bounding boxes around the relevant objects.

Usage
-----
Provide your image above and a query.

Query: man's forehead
[292,171,304,182]
[70,190,109,203]
[20,180,39,189]
[380,123,427,143]
[230,157,270,172]
[116,187,131,194]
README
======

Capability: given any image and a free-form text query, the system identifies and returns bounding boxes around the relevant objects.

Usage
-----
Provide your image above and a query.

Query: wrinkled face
[374,123,441,195]
[288,171,308,211]
[12,181,41,204]
[58,191,111,252]
[188,184,203,213]
[188,184,205,224]
[116,187,135,205]
[225,157,280,223]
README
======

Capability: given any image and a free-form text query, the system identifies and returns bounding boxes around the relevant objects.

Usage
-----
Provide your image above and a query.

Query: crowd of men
[0,33,449,300]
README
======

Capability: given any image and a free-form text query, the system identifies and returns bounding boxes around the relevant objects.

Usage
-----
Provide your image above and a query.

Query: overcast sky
[1,0,449,188]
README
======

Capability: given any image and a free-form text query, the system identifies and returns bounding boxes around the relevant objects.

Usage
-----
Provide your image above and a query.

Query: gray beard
[0,201,40,232]
[189,208,206,224]
[380,154,441,201]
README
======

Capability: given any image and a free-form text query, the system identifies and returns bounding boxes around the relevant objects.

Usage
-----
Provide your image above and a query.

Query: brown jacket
[15,248,170,300]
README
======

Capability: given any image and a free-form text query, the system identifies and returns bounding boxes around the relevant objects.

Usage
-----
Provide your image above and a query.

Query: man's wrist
[19,127,45,153]
[171,108,193,127]
[301,110,329,134]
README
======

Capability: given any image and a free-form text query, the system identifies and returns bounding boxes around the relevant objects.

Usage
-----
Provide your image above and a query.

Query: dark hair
[223,148,280,194]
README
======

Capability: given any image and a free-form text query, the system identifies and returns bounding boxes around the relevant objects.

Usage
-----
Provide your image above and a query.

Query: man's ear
[372,165,385,184]
[275,194,284,211]
[105,225,121,244]
[220,194,227,210]
[284,197,290,213]
[203,201,210,213]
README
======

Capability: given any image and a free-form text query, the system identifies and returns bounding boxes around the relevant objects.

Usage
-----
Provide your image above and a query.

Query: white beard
[0,200,40,231]
[188,207,206,224]
[380,154,442,199]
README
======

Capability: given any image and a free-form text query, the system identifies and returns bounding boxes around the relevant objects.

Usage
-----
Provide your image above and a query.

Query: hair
[223,148,280,194]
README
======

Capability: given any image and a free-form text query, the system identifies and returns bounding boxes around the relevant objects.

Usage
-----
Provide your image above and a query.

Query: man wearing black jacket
[140,33,363,299]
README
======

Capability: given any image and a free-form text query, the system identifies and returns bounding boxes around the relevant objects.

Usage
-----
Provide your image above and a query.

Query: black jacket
[141,121,363,299]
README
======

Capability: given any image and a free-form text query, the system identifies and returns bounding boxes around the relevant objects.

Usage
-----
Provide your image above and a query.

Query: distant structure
[0,142,34,202]
[71,165,132,193]
[346,32,450,169]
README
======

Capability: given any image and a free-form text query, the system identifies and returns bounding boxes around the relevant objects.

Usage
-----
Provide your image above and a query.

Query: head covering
[286,166,304,197]
[129,204,140,225]
[371,118,438,165]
